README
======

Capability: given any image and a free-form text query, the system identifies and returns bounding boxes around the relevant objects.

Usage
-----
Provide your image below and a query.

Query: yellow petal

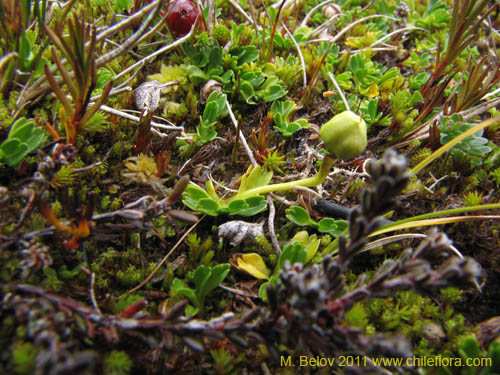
[366,83,379,99]
[236,253,271,280]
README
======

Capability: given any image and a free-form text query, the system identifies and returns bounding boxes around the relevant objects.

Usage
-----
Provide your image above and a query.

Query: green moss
[12,342,37,375]
[42,266,64,292]
[343,303,369,329]
[103,350,133,375]
[116,264,143,287]
[212,24,231,46]
[463,191,483,207]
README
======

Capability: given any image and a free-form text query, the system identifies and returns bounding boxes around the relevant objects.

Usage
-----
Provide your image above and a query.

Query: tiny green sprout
[319,111,367,160]
[262,150,286,174]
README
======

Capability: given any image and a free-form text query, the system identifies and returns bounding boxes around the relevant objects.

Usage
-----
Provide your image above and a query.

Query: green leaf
[206,91,228,118]
[317,218,349,236]
[182,185,221,216]
[241,72,266,88]
[230,46,259,66]
[197,124,217,143]
[171,278,199,307]
[293,26,312,43]
[115,0,132,11]
[185,65,209,85]
[199,263,230,300]
[239,165,273,193]
[185,304,199,316]
[278,242,307,269]
[226,196,268,216]
[291,231,321,263]
[197,199,221,215]
[96,68,114,90]
[0,117,44,166]
[0,139,29,167]
[19,32,33,70]
[258,82,288,102]
[207,47,223,71]
[277,121,301,136]
[193,265,211,292]
[59,264,81,279]
[239,80,257,104]
[203,101,218,124]
[285,206,314,226]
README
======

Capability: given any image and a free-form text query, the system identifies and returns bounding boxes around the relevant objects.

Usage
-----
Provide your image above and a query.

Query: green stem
[237,155,337,199]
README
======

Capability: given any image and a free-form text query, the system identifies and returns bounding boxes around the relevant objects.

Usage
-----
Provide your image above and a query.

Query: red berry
[167,0,199,38]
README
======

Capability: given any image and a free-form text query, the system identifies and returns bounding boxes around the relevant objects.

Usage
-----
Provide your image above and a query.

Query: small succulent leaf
[226,196,268,216]
[304,238,321,263]
[8,117,31,137]
[182,185,221,216]
[236,253,271,279]
[278,242,307,269]
[226,199,245,211]
[219,70,233,85]
[185,65,209,85]
[24,127,44,151]
[335,71,353,90]
[203,101,218,124]
[197,199,221,216]
[196,125,217,143]
[285,206,315,227]
[230,46,259,66]
[206,91,228,118]
[277,121,301,137]
[9,122,34,142]
[273,112,285,127]
[239,80,257,104]
[379,67,400,85]
[257,82,288,102]
[271,100,294,122]
[0,139,28,167]
[207,47,222,71]
[241,72,266,87]
[293,26,312,42]
[317,218,349,236]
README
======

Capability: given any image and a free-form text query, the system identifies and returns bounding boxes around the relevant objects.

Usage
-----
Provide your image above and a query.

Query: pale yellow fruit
[319,111,367,159]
